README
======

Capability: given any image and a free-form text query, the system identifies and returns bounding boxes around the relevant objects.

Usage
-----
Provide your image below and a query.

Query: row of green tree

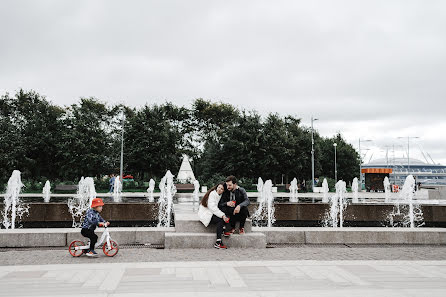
[0,89,360,189]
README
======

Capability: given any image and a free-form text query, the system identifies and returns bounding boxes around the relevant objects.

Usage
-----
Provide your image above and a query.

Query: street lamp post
[311,116,319,192]
[333,143,338,182]
[120,110,126,179]
[397,136,420,173]
[359,138,372,190]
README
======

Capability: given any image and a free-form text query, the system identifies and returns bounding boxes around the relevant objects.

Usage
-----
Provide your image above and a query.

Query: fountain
[67,177,96,227]
[401,175,416,228]
[384,176,391,202]
[157,170,176,227]
[400,175,424,228]
[147,178,155,202]
[256,177,264,203]
[289,178,298,202]
[113,176,122,202]
[193,180,200,211]
[322,178,329,203]
[1,170,29,229]
[388,175,424,228]
[325,180,347,228]
[352,177,359,203]
[43,180,51,203]
[252,179,276,227]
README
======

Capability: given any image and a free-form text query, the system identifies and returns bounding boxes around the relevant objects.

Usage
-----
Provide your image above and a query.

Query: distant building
[363,158,446,186]
[361,168,392,191]
[176,155,196,183]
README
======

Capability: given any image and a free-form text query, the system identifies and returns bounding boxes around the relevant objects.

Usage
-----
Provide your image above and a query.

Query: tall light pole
[397,136,419,173]
[120,110,126,179]
[359,138,372,189]
[333,143,338,182]
[311,116,319,192]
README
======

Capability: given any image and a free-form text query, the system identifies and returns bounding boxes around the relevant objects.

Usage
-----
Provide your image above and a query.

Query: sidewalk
[1,260,446,296]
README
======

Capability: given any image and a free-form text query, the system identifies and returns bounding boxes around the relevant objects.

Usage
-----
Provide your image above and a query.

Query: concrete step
[177,197,196,203]
[165,232,266,249]
[174,213,252,233]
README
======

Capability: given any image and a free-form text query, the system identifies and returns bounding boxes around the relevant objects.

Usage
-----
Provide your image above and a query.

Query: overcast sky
[1,0,445,165]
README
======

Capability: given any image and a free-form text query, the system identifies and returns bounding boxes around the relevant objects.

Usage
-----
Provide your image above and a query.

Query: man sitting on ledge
[219,175,250,236]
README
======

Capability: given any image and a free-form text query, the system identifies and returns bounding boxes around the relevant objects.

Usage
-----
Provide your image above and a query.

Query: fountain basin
[0,203,161,228]
[248,203,446,227]
[3,202,446,228]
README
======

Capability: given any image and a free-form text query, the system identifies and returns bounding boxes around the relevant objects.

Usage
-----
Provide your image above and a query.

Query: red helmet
[91,198,104,208]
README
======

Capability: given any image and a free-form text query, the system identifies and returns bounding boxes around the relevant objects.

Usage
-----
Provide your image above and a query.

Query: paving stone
[235,266,272,274]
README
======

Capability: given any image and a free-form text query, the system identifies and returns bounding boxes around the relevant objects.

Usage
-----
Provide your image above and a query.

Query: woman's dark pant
[222,206,249,229]
[209,215,224,240]
[81,228,98,251]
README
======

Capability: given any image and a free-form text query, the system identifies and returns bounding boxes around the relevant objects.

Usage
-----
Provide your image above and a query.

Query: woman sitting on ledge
[198,182,230,249]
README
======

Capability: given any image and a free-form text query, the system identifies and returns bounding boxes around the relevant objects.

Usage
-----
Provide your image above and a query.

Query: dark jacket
[82,209,105,230]
[218,186,250,210]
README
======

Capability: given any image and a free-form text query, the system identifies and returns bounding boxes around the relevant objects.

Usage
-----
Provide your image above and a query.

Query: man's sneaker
[223,228,235,237]
[86,250,98,257]
[214,240,227,249]
[239,228,245,235]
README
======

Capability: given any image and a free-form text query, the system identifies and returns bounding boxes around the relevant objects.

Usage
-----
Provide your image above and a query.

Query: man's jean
[221,205,249,229]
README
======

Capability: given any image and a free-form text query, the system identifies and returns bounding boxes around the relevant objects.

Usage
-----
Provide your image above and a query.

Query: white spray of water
[43,180,51,203]
[388,175,424,228]
[352,177,359,203]
[325,180,347,228]
[2,170,29,229]
[322,178,329,203]
[400,175,423,228]
[147,178,155,202]
[113,176,122,202]
[384,177,391,202]
[256,177,264,203]
[67,177,97,228]
[193,180,200,211]
[157,171,176,227]
[289,178,298,202]
[252,180,276,227]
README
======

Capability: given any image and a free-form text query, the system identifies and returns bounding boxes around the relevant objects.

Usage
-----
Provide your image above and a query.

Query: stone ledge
[1,227,445,248]
[174,213,252,233]
[165,232,266,249]
[303,227,446,245]
[252,227,305,243]
[0,227,174,247]
[0,231,67,247]
[252,227,446,245]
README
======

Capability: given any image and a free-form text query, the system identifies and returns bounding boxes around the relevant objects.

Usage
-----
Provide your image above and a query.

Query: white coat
[198,190,225,227]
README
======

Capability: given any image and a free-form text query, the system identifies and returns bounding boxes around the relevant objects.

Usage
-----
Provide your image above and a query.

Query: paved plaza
[1,259,446,296]
[2,244,446,265]
[1,246,446,296]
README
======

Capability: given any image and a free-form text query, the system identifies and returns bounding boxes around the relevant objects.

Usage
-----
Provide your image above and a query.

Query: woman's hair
[201,182,225,207]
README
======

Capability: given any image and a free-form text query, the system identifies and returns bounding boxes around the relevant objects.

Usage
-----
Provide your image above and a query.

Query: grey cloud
[0,0,445,163]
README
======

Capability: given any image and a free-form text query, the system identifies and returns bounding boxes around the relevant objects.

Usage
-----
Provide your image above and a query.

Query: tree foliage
[0,90,360,187]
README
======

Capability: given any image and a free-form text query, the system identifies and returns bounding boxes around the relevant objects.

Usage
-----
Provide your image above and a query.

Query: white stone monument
[177,155,196,183]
